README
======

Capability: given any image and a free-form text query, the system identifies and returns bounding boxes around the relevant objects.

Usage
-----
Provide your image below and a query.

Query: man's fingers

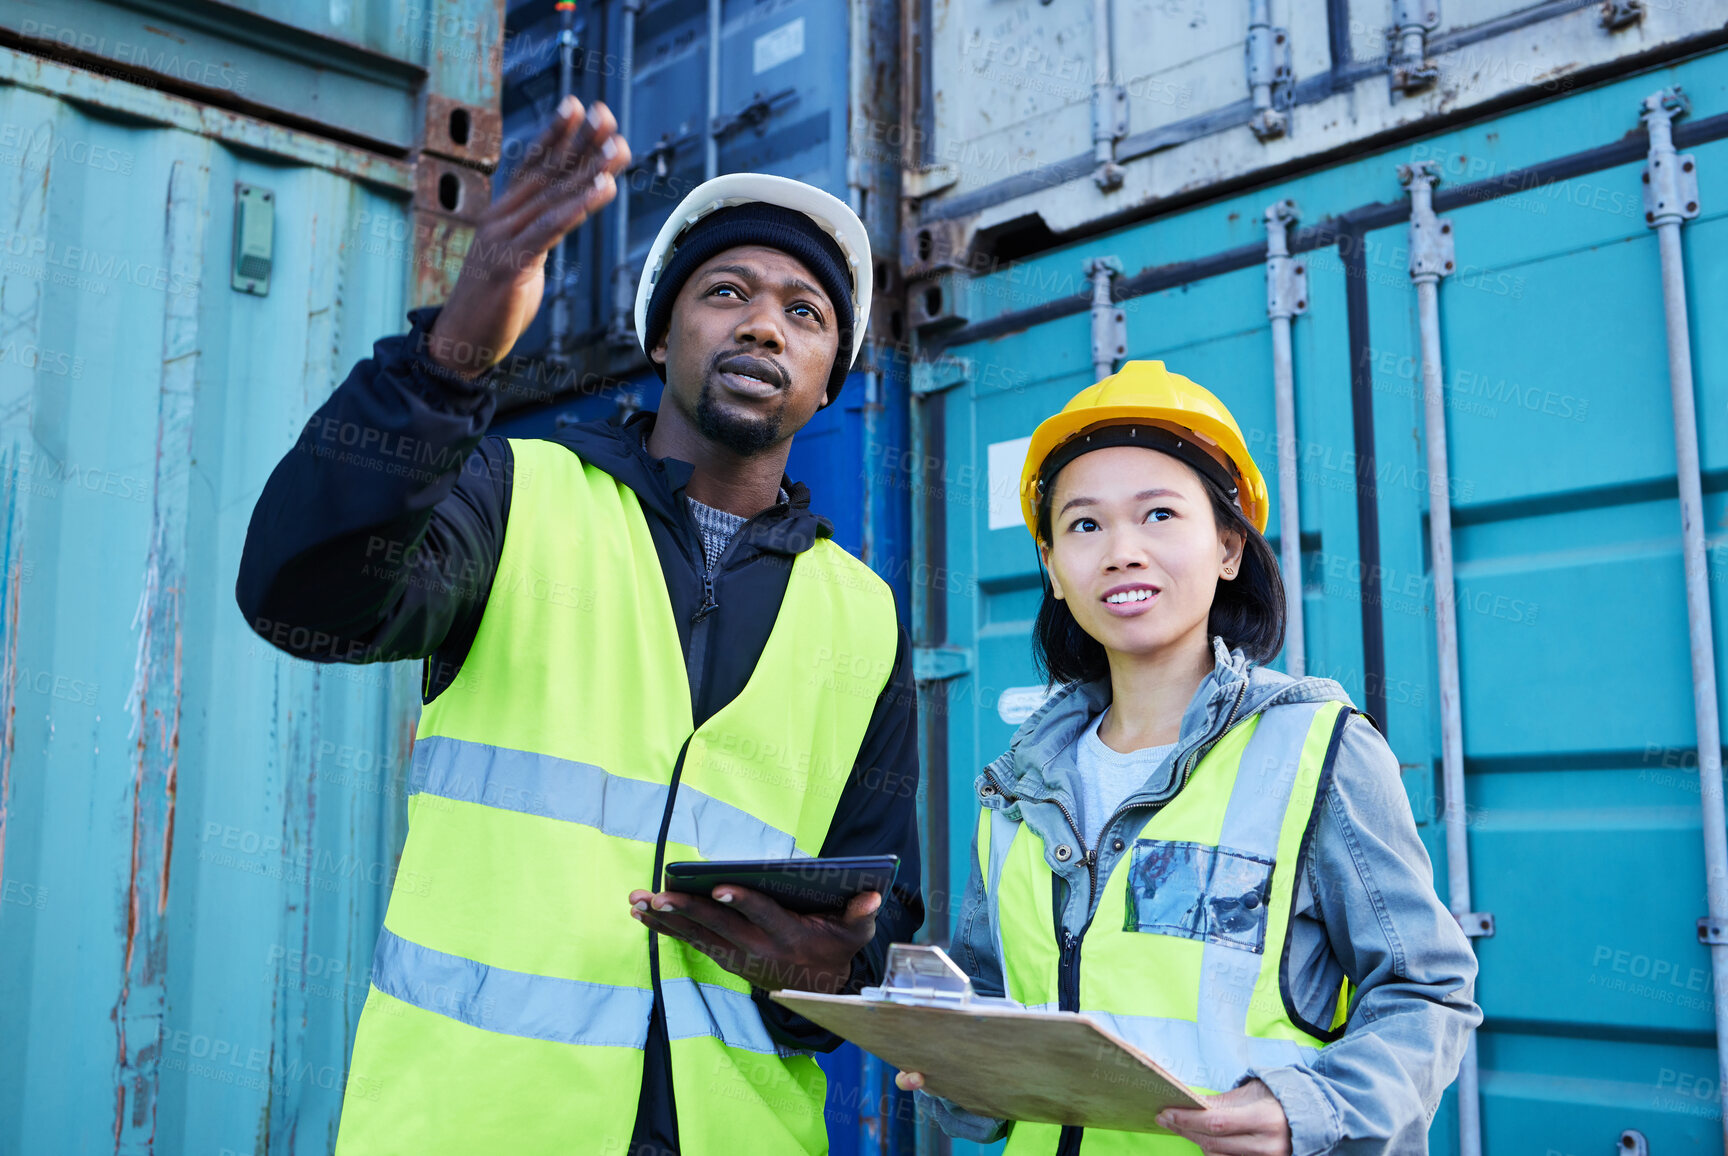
[842,889,883,927]
[503,127,628,242]
[496,99,618,228]
[707,885,803,938]
[634,906,736,959]
[664,891,772,950]
[493,96,587,218]
[513,171,617,260]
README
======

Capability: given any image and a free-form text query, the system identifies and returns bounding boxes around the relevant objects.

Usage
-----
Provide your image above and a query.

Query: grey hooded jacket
[920,639,1482,1156]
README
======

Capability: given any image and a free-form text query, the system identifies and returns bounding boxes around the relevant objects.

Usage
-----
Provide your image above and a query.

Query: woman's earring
[1222,567,1235,578]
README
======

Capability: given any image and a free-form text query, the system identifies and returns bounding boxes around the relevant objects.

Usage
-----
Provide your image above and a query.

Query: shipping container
[906,0,1728,266]
[490,0,902,390]
[0,0,502,1150]
[908,29,1728,1156]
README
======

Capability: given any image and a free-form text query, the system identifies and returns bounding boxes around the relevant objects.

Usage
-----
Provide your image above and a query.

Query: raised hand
[424,96,632,379]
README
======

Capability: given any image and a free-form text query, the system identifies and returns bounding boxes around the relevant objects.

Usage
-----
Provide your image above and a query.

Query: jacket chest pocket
[1124,839,1275,953]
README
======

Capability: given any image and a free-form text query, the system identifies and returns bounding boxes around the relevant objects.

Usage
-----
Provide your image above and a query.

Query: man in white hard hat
[237,97,923,1155]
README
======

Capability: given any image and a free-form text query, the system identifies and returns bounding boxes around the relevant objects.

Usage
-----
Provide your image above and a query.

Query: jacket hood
[982,636,1358,805]
[545,411,834,556]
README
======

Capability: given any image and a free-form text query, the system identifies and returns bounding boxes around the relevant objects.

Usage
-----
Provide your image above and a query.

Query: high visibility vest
[334,438,899,1156]
[976,700,1356,1156]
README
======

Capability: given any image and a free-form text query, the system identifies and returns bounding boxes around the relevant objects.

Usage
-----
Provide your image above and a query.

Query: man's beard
[693,373,785,456]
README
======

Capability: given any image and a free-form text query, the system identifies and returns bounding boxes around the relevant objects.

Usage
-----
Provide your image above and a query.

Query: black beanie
[642,202,856,402]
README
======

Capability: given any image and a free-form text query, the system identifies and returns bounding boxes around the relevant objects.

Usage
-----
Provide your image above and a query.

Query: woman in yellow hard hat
[898,362,1480,1156]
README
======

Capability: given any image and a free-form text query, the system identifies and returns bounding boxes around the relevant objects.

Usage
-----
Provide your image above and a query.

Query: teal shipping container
[0,1,503,1152]
[910,33,1728,1156]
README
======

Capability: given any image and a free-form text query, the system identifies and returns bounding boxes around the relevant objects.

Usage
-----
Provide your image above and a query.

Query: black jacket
[236,306,924,1156]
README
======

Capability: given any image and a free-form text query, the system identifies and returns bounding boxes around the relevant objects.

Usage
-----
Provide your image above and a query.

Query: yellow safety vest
[334,438,899,1155]
[976,700,1356,1155]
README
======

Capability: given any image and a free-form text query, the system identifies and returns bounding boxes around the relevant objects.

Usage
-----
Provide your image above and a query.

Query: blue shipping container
[917,46,1728,1156]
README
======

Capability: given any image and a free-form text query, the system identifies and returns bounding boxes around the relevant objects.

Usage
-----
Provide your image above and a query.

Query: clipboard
[772,944,1208,1133]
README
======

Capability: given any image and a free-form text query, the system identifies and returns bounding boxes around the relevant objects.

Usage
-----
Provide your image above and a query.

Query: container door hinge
[913,646,971,682]
[1618,1131,1648,1156]
[1265,200,1307,319]
[1600,1,1645,31]
[710,87,797,142]
[1246,0,1292,142]
[1389,0,1440,95]
[1398,162,1455,283]
[910,356,971,396]
[1458,912,1495,938]
[1091,83,1128,190]
[1697,917,1728,945]
[1084,256,1126,381]
[904,164,959,200]
[1642,89,1700,228]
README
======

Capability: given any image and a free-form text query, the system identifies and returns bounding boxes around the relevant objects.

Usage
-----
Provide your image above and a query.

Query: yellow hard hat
[1019,361,1269,537]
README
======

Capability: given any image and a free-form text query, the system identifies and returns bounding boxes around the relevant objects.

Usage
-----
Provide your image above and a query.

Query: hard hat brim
[1020,406,1270,536]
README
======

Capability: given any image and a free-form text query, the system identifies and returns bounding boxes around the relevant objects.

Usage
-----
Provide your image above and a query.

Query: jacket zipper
[644,506,749,1124]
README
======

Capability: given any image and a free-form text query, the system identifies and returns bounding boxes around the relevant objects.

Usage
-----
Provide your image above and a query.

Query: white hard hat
[633,173,872,373]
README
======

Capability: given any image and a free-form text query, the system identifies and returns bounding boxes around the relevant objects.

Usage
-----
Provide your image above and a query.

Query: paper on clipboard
[771,945,1208,1133]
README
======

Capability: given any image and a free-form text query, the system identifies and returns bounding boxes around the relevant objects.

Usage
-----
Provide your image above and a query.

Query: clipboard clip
[860,944,1020,1009]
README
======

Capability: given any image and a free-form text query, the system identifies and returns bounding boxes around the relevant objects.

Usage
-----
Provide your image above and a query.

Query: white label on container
[986,436,1034,530]
[753,18,805,75]
[998,686,1050,726]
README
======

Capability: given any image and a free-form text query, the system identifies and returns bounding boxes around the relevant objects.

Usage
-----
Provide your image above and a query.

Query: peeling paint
[114,153,206,1156]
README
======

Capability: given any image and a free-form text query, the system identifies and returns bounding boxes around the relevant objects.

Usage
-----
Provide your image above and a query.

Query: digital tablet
[662,855,899,916]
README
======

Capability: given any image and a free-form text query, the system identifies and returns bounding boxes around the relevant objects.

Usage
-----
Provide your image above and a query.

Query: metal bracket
[1085,256,1126,381]
[1642,89,1699,228]
[1458,912,1495,938]
[1091,83,1128,147]
[1398,162,1455,282]
[1246,4,1293,142]
[1618,1131,1648,1156]
[912,646,972,682]
[1265,200,1307,319]
[1389,0,1440,95]
[1091,83,1128,191]
[607,264,641,348]
[711,87,797,141]
[861,944,1021,1008]
[1697,916,1728,945]
[1600,1,1645,31]
[910,356,972,396]
[231,183,274,297]
[1643,152,1700,225]
[904,164,959,200]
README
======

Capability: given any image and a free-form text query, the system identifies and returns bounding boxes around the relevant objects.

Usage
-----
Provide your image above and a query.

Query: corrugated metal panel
[0,12,494,1149]
[918,44,1728,1156]
[911,0,1727,246]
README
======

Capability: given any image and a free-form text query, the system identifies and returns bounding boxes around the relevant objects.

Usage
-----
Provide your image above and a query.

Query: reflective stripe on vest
[335,438,898,1156]
[981,700,1354,1156]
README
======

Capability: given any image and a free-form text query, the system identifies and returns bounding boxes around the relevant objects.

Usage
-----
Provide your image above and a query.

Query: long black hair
[1031,456,1286,686]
